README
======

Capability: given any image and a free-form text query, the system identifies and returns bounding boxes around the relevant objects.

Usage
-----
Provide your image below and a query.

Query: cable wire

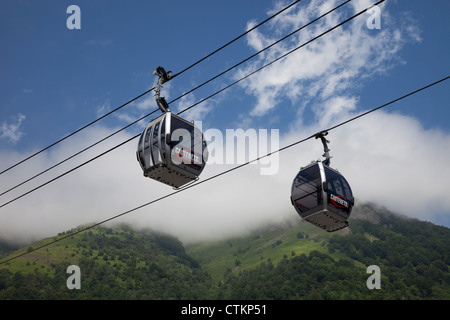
[0,110,158,198]
[0,87,155,176]
[0,134,139,209]
[168,0,352,106]
[171,0,303,79]
[0,0,303,177]
[0,0,352,198]
[0,0,382,208]
[1,74,448,265]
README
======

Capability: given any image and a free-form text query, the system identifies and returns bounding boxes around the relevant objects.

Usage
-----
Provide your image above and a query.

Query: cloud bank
[1,107,450,246]
[1,0,449,246]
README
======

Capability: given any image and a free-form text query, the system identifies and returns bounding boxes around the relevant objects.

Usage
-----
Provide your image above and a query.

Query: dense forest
[218,218,450,299]
[0,226,215,299]
[0,204,449,300]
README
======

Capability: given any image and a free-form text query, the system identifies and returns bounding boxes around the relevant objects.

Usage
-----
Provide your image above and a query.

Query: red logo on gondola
[330,194,349,209]
[174,147,200,164]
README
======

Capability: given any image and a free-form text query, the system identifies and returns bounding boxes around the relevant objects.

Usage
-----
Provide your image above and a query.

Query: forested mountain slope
[0,225,214,299]
[0,203,449,299]
[189,203,450,299]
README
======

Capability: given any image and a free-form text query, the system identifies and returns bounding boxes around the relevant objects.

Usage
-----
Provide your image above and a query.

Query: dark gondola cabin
[290,160,354,232]
[137,111,208,188]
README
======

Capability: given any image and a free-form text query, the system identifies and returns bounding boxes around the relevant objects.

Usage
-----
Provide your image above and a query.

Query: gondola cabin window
[291,164,323,214]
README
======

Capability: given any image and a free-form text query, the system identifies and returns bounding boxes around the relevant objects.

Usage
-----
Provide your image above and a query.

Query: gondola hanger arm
[153,66,172,113]
[315,131,331,166]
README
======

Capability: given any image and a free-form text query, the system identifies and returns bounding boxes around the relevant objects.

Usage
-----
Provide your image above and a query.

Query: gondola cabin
[137,111,208,188]
[290,161,354,232]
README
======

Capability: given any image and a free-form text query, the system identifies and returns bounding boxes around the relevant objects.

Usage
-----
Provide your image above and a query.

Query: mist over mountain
[0,202,449,300]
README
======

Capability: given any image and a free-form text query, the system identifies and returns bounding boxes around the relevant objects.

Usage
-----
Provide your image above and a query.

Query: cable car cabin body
[290,161,354,232]
[137,111,208,188]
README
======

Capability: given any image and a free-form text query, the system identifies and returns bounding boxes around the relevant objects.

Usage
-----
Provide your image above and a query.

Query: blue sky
[1,0,450,243]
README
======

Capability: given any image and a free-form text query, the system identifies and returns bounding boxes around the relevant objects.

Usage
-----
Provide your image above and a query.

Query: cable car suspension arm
[315,131,331,166]
[153,66,172,113]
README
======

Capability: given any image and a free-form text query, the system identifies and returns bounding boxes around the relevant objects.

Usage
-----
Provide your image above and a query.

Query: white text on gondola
[330,194,348,208]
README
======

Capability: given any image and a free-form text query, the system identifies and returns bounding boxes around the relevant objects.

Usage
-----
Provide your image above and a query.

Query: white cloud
[96,99,111,118]
[322,110,450,223]
[0,0,447,248]
[174,92,213,122]
[1,106,449,246]
[315,95,358,127]
[0,113,26,144]
[135,88,159,111]
[235,0,422,121]
[0,126,145,243]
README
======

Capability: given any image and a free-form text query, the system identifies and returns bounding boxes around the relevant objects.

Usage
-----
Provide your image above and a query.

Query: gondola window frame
[291,162,327,217]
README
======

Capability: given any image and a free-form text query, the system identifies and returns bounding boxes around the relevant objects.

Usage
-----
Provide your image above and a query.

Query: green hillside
[0,224,214,299]
[0,203,449,300]
[187,203,450,299]
[185,219,349,284]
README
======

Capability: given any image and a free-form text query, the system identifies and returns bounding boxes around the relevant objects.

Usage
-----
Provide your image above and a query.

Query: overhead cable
[0,0,376,208]
[0,87,155,176]
[0,0,351,198]
[171,0,304,79]
[0,0,303,176]
[1,74,448,265]
[168,0,352,106]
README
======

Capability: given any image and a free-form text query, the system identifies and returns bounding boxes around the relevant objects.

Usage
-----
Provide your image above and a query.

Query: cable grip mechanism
[315,131,331,166]
[153,66,172,113]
